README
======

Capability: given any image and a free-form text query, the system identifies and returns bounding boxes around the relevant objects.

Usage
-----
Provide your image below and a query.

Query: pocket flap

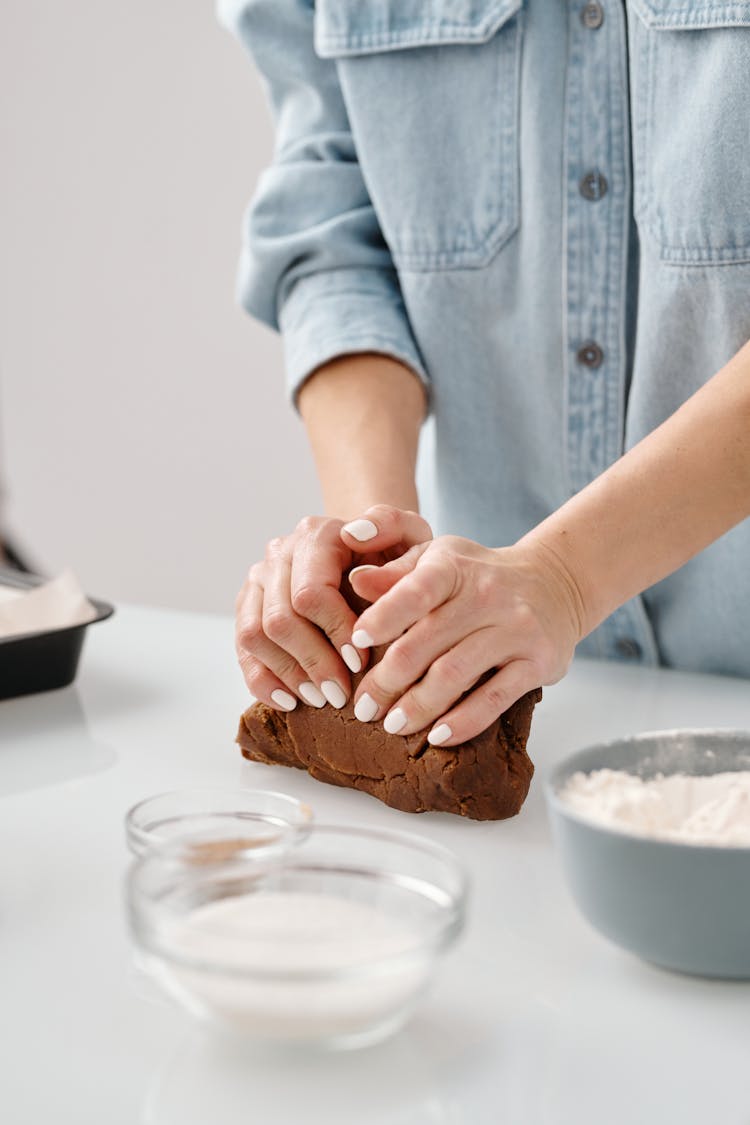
[631,0,750,30]
[314,0,523,57]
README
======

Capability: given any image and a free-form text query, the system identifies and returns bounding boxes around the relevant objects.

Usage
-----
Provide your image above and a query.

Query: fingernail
[271,689,297,712]
[384,707,407,735]
[349,564,379,580]
[428,724,452,746]
[298,681,326,708]
[342,519,378,542]
[354,693,379,722]
[321,680,347,708]
[351,629,375,648]
[341,643,362,673]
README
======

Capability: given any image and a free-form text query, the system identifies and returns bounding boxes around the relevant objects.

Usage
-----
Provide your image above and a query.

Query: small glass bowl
[126,824,468,1049]
[125,788,313,859]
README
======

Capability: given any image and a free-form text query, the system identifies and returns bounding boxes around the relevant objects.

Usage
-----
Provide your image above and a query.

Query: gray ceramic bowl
[545,729,750,979]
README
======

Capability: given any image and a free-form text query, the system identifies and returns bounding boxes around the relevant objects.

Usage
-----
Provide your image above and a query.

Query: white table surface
[1,605,749,1125]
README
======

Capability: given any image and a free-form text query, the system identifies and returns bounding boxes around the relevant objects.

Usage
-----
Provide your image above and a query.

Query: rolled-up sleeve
[219,0,429,404]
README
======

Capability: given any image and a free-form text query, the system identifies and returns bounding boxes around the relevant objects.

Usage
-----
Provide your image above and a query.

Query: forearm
[298,353,427,518]
[524,339,750,639]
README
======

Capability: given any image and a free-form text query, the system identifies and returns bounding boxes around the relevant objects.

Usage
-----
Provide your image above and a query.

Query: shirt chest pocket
[314,0,524,271]
[629,0,750,265]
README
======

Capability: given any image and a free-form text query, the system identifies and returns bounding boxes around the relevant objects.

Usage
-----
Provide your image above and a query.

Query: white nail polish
[321,680,347,709]
[298,681,326,708]
[384,708,407,735]
[341,644,362,673]
[349,564,379,580]
[351,629,375,649]
[428,724,452,746]
[342,519,378,542]
[354,693,379,722]
[271,689,297,712]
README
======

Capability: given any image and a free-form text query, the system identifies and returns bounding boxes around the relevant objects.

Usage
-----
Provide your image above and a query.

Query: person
[222,1,750,747]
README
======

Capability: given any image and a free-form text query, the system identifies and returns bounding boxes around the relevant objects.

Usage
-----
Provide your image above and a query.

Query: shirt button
[580,170,608,201]
[581,2,605,29]
[576,341,604,368]
[615,637,643,660]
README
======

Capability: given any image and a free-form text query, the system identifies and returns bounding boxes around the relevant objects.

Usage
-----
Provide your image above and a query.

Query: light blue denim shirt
[220,0,750,678]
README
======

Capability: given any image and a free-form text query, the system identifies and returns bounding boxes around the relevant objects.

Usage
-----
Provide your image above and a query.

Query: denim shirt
[220,0,750,678]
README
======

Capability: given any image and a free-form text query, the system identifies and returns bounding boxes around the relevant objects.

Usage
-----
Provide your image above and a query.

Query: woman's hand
[235,505,432,711]
[347,535,585,745]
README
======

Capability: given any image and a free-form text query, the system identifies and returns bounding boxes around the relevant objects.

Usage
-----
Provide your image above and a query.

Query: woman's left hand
[347,534,585,746]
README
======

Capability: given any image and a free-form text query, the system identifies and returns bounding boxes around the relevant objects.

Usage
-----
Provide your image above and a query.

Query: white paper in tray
[0,570,97,639]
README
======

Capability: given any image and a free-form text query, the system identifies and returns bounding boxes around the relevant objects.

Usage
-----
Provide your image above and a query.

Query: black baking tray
[0,568,114,701]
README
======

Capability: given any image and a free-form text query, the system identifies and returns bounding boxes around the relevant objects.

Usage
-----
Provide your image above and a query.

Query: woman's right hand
[235,505,432,711]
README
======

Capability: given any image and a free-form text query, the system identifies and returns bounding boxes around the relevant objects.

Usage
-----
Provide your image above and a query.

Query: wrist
[300,353,424,520]
[511,530,591,645]
[321,476,420,522]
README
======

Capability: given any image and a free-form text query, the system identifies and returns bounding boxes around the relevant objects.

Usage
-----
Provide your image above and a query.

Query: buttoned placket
[562,1,659,664]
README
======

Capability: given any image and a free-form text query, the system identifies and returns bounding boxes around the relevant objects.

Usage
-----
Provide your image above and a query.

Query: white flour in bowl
[559,769,750,846]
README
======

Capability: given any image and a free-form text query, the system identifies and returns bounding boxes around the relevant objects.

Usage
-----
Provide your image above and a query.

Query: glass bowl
[125,788,313,858]
[546,729,750,979]
[126,823,468,1049]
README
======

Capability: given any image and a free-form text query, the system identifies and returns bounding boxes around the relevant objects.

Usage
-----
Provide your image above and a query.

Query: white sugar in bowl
[126,823,467,1049]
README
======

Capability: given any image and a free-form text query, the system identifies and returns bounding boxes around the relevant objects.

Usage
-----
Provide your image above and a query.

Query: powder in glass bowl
[148,891,430,1041]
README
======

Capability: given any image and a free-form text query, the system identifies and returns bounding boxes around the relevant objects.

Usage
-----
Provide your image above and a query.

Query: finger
[264,539,352,706]
[375,628,500,736]
[345,564,379,604]
[352,597,478,725]
[348,542,428,603]
[235,568,270,665]
[236,652,304,712]
[234,558,264,617]
[424,659,541,747]
[236,578,315,707]
[240,630,324,706]
[340,505,432,554]
[350,554,456,649]
[290,521,371,675]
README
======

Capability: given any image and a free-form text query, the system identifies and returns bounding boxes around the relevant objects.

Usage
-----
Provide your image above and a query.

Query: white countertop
[1,605,749,1125]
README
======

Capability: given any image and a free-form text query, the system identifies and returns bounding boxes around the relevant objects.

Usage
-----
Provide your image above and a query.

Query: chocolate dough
[237,648,540,821]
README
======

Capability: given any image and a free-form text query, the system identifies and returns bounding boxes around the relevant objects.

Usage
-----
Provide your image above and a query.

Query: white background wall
[0,0,320,613]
